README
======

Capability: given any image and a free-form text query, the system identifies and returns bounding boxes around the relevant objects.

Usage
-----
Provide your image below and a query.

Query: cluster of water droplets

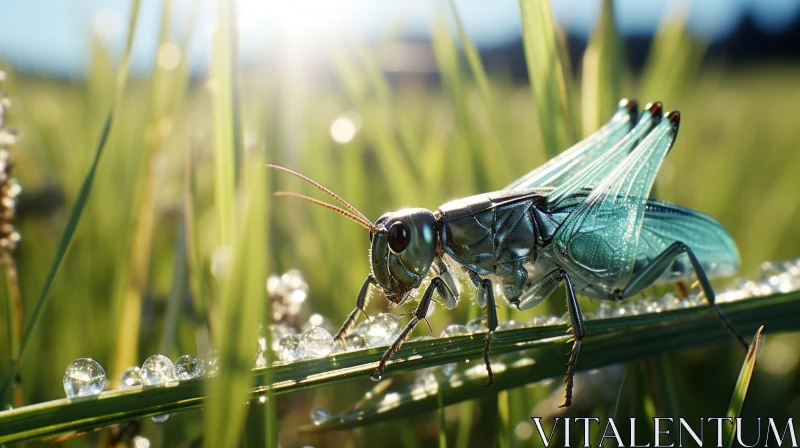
[63,352,210,424]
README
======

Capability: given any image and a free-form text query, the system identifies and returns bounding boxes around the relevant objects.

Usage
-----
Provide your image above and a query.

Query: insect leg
[334,274,378,346]
[433,257,460,309]
[560,269,584,408]
[512,268,584,406]
[622,241,748,349]
[371,277,443,380]
[478,278,499,386]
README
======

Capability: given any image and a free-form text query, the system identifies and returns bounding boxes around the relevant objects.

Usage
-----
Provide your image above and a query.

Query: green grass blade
[0,292,794,444]
[204,0,263,442]
[723,325,765,448]
[211,0,238,248]
[639,8,708,104]
[448,0,513,187]
[204,156,267,446]
[299,296,791,433]
[581,0,624,136]
[517,0,578,158]
[437,390,447,448]
[0,0,141,404]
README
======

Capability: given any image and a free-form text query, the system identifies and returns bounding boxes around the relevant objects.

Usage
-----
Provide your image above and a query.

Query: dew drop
[440,324,470,338]
[278,334,304,362]
[527,315,549,327]
[466,316,488,334]
[119,366,142,389]
[497,319,524,331]
[205,349,220,377]
[151,413,170,424]
[363,313,402,347]
[63,358,106,398]
[369,371,382,382]
[141,354,176,385]
[175,354,204,380]
[310,405,331,425]
[411,335,434,342]
[344,332,367,350]
[132,436,151,448]
[301,326,335,358]
[268,323,296,351]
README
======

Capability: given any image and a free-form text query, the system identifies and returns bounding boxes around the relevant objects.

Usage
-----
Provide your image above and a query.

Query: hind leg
[623,241,747,349]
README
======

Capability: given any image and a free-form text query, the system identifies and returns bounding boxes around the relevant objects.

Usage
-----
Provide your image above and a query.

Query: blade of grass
[437,389,447,448]
[651,354,681,418]
[211,0,238,248]
[300,295,793,433]
[328,47,421,205]
[0,292,795,444]
[205,159,267,447]
[430,15,482,191]
[639,7,708,105]
[581,0,624,137]
[723,325,765,448]
[0,0,141,405]
[447,0,513,188]
[204,0,264,445]
[159,216,188,356]
[517,0,578,159]
[112,0,195,382]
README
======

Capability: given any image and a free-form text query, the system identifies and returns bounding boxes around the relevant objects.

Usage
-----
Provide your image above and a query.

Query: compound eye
[387,221,411,253]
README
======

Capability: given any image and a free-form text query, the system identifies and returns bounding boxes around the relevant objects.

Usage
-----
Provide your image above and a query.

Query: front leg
[515,267,585,407]
[334,274,377,346]
[371,277,448,381]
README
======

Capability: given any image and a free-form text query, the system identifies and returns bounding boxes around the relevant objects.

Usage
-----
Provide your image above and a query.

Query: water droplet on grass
[466,316,488,334]
[301,327,334,358]
[363,313,402,347]
[344,332,366,350]
[268,323,296,351]
[279,334,304,362]
[440,324,469,338]
[310,405,331,425]
[497,319,524,331]
[175,355,204,380]
[141,355,175,385]
[132,436,151,448]
[63,358,105,398]
[369,371,382,381]
[119,366,142,389]
[151,413,170,424]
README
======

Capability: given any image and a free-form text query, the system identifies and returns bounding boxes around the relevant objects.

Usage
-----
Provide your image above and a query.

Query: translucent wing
[549,113,681,289]
[504,99,638,190]
[545,102,663,207]
[636,201,739,283]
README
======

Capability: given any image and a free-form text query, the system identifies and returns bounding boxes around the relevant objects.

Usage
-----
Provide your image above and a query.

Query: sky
[0,0,799,77]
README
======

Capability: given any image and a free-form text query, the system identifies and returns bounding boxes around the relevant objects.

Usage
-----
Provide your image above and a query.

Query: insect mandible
[268,99,748,407]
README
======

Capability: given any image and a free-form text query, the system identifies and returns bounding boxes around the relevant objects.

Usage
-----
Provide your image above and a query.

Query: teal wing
[544,102,663,207]
[637,201,740,283]
[548,113,680,290]
[504,99,638,190]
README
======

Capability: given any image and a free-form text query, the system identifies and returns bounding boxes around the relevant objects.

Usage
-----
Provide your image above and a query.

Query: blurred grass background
[1,0,800,446]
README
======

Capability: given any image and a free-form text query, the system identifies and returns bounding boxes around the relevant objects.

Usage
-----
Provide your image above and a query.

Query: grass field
[1,1,800,446]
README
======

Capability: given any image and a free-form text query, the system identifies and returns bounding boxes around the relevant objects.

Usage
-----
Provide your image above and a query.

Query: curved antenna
[273,192,378,233]
[266,164,372,225]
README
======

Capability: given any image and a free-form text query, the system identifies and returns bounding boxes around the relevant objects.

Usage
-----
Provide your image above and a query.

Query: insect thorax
[437,190,545,280]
